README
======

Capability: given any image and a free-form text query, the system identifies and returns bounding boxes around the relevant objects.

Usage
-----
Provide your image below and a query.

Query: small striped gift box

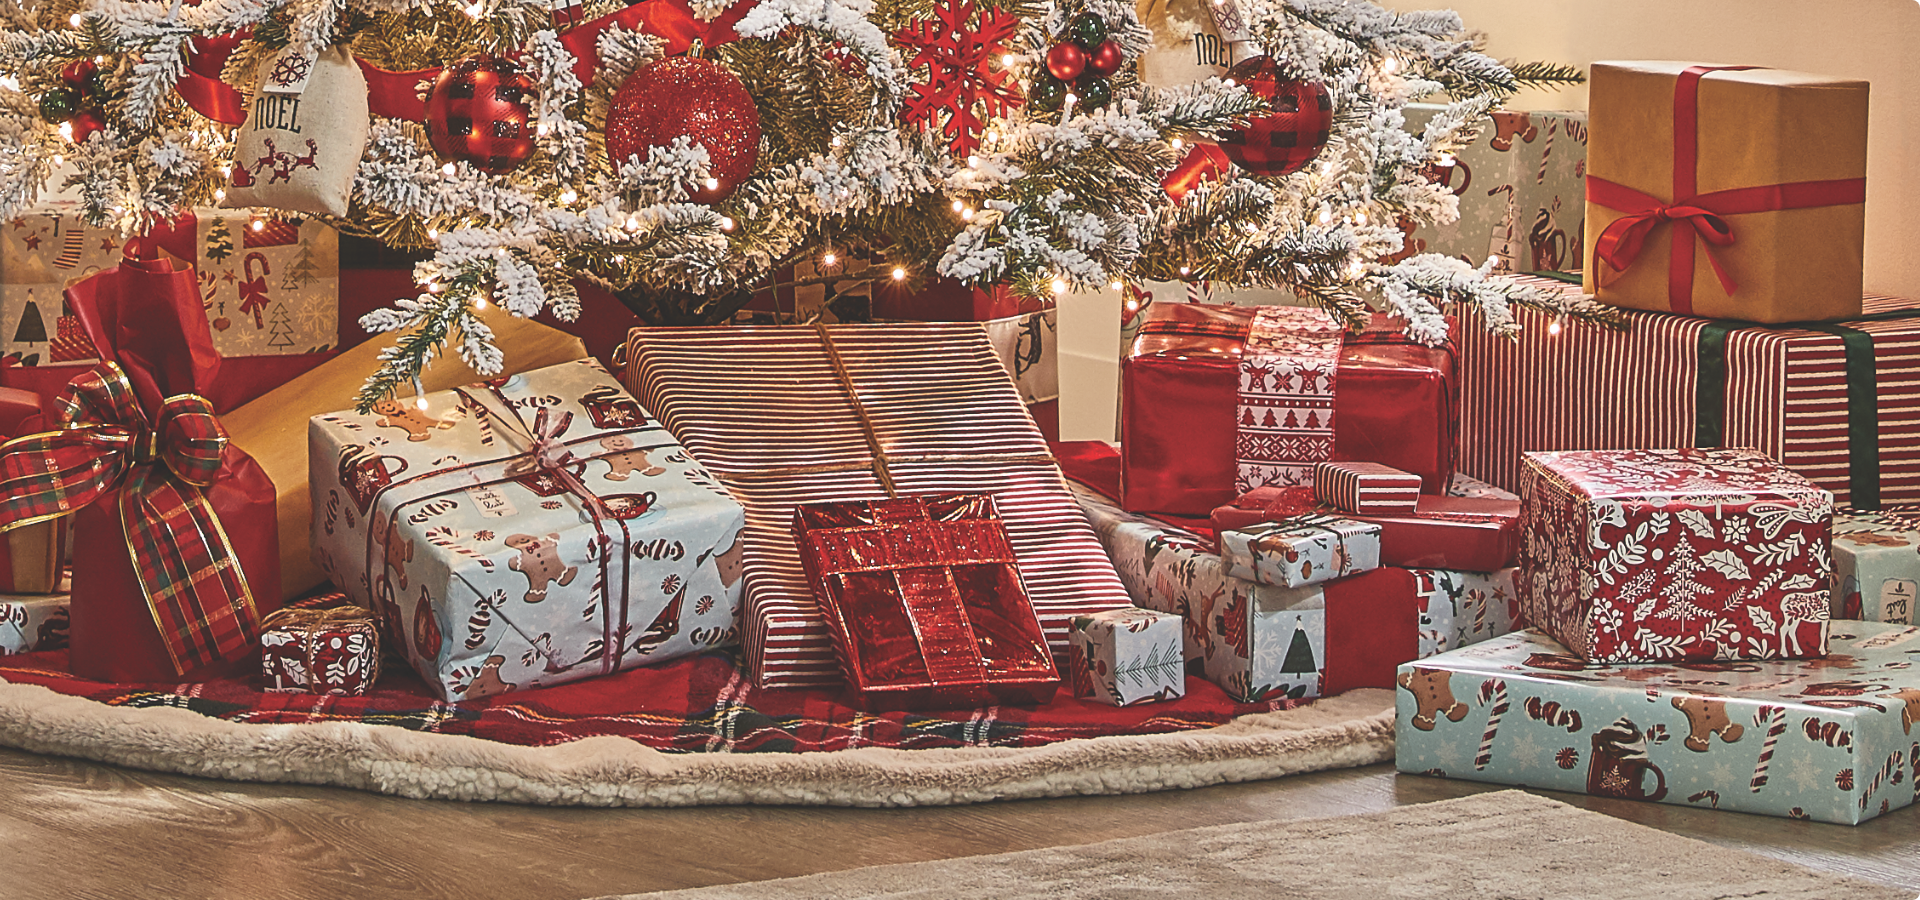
[1315,462,1421,514]
[623,323,1132,689]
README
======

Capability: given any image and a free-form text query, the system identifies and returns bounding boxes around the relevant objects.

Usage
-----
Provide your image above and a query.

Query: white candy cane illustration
[1472,593,1488,636]
[1860,750,1906,811]
[426,526,495,571]
[1475,679,1509,770]
[1537,120,1554,185]
[1750,705,1787,792]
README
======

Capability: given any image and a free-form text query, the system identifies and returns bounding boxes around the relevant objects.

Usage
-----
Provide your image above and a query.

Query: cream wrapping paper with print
[223,46,368,218]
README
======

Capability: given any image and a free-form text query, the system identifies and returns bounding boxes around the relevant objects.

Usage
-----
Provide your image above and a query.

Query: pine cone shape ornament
[424,54,538,175]
[606,57,761,205]
[1218,56,1332,177]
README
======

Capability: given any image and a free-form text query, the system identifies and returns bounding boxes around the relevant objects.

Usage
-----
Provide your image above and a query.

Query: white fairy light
[891,267,907,280]
[559,189,577,204]
[442,163,456,176]
[720,216,735,231]
[1049,277,1067,295]
[822,251,837,266]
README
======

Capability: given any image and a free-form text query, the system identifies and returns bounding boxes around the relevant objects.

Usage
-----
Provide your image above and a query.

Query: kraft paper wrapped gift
[1067,607,1185,707]
[1219,514,1380,588]
[0,580,67,655]
[226,303,587,601]
[1583,62,1867,323]
[1397,105,1587,277]
[1396,622,1920,825]
[310,359,746,702]
[1831,510,1920,625]
[1518,448,1834,663]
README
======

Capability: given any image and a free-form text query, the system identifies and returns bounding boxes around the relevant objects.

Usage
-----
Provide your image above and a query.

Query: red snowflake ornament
[894,0,1022,157]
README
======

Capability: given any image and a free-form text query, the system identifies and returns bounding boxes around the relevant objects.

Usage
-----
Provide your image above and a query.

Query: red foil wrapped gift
[0,251,280,682]
[259,605,381,695]
[793,494,1058,710]
[1122,303,1458,516]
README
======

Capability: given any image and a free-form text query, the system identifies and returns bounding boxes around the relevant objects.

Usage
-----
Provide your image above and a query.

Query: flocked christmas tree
[0,0,1610,410]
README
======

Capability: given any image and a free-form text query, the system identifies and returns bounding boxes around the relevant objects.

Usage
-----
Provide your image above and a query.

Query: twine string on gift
[1256,512,1358,576]
[261,605,383,690]
[0,362,258,675]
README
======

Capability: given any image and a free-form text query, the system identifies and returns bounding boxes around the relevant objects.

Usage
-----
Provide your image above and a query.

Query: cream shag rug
[602,790,1911,900]
[0,678,1392,806]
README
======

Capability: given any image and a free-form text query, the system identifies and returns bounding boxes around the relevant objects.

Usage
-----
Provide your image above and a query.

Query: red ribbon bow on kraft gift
[1586,65,1867,315]
[0,363,257,674]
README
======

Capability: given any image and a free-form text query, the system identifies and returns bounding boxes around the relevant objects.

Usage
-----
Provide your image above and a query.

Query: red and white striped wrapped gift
[1460,276,1920,509]
[622,324,1132,688]
[1314,461,1421,514]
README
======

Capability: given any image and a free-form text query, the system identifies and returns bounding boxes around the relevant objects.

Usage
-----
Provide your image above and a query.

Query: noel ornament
[606,57,760,205]
[424,54,538,175]
[1217,56,1332,177]
[223,46,370,218]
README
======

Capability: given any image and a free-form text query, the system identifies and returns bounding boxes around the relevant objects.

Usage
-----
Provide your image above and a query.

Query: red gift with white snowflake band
[1517,447,1834,663]
[1315,461,1421,514]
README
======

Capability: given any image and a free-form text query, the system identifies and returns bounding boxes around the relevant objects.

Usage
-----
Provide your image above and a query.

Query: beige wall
[1400,0,1920,298]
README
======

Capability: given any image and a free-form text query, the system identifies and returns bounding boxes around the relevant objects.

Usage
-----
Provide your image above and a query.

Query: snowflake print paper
[894,0,1022,157]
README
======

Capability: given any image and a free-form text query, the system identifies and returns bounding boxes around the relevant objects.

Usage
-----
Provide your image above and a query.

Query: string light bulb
[1382,57,1399,74]
[559,189,577,204]
[891,267,907,281]
[720,216,735,231]
[1050,277,1067,295]
[702,177,719,191]
[464,2,483,16]
[1549,317,1564,336]
[442,162,456,176]
[427,227,439,240]
[1001,53,1015,66]
[68,13,81,25]
[250,218,265,232]
[1110,280,1123,290]
[213,188,225,202]
[822,250,837,266]
[951,199,965,212]
[1171,138,1184,151]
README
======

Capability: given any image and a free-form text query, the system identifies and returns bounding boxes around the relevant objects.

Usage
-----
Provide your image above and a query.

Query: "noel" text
[253,95,303,133]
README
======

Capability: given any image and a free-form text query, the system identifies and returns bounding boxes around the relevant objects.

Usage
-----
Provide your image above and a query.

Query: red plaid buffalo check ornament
[424,54,537,175]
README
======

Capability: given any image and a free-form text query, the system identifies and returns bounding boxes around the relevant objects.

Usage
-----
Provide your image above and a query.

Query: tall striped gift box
[1460,276,1920,509]
[1315,461,1421,514]
[623,324,1132,689]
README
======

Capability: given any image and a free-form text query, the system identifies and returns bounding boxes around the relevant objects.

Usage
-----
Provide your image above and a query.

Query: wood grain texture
[0,746,1913,900]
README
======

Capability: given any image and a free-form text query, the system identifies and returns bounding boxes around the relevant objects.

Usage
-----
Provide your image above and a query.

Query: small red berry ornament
[1045,43,1087,81]
[423,54,538,175]
[606,56,761,205]
[1085,40,1125,78]
[1217,56,1333,177]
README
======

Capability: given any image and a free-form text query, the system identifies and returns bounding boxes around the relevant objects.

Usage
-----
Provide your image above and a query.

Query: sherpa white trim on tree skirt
[0,678,1393,806]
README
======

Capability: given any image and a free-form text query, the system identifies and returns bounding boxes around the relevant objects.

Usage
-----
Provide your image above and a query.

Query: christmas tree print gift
[222,46,369,218]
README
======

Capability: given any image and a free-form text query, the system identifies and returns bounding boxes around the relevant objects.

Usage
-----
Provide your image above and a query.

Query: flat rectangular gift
[1518,448,1834,663]
[792,495,1057,709]
[1219,515,1380,588]
[0,582,67,655]
[1831,510,1920,624]
[1397,105,1588,278]
[1396,622,1920,825]
[1211,487,1518,573]
[259,606,381,695]
[1316,461,1421,514]
[1067,607,1185,707]
[310,358,747,702]
[1584,62,1867,323]
[1457,277,1920,510]
[1122,304,1458,516]
[624,324,1131,689]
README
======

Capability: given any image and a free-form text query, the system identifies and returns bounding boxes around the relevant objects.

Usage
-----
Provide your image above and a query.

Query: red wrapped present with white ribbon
[1315,461,1421,514]
[623,324,1132,689]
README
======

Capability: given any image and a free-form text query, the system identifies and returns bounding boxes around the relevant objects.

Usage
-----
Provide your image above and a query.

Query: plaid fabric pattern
[0,364,255,674]
[424,56,537,175]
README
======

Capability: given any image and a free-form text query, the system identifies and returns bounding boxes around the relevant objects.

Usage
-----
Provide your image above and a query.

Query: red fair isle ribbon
[1587,65,1868,315]
[0,363,257,675]
[1233,307,1343,493]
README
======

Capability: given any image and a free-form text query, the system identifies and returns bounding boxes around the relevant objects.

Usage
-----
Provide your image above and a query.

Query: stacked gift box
[1397,104,1587,279]
[1832,510,1920,625]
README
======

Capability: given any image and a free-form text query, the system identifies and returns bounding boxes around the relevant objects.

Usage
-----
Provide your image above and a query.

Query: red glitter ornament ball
[1045,43,1087,81]
[424,54,538,175]
[1217,56,1332,177]
[606,57,761,205]
[1085,40,1125,78]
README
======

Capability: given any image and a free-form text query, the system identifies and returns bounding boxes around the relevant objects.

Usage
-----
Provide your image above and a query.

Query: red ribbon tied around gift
[1586,65,1867,315]
[0,363,256,674]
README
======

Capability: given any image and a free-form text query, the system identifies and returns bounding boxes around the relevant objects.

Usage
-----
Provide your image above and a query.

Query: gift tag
[261,47,317,95]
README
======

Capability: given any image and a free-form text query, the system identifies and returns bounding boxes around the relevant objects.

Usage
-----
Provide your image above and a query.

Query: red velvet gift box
[792,494,1058,710]
[1121,304,1458,516]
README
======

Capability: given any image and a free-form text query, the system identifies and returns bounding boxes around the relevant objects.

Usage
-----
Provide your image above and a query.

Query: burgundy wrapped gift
[0,251,280,682]
[1122,304,1458,516]
[1212,488,1519,572]
[793,494,1058,710]
[259,605,381,695]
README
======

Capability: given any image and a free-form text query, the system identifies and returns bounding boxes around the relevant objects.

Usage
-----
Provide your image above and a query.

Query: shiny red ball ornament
[68,110,105,144]
[59,59,96,87]
[606,57,761,205]
[1085,40,1125,78]
[1217,56,1333,177]
[1045,43,1087,81]
[423,54,538,175]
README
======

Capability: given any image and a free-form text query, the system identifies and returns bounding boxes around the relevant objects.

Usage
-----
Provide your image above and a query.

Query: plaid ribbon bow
[0,362,258,675]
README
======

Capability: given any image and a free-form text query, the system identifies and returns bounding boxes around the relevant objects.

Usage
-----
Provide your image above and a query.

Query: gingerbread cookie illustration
[1882,687,1920,734]
[599,434,665,480]
[373,399,455,442]
[381,516,415,590]
[1671,696,1745,752]
[1397,667,1470,731]
[461,655,516,700]
[716,535,745,588]
[506,532,577,603]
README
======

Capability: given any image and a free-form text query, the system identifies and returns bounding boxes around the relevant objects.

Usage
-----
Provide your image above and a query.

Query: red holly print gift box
[1518,448,1834,663]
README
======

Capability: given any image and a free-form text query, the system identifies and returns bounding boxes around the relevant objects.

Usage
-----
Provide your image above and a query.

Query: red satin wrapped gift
[1121,304,1458,516]
[0,252,280,683]
[793,494,1058,710]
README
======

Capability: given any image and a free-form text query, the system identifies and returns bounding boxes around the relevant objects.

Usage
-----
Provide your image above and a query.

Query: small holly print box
[1396,623,1920,825]
[1831,511,1920,625]
[1518,448,1834,663]
[1316,461,1422,514]
[1068,608,1185,706]
[259,608,381,695]
[1219,514,1381,588]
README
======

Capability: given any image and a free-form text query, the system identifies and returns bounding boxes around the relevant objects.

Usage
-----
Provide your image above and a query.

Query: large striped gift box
[1460,276,1920,509]
[623,324,1132,689]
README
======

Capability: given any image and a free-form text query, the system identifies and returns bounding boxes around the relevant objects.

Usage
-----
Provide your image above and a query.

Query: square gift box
[1517,447,1834,663]
[1831,510,1920,624]
[1219,515,1381,588]
[1396,622,1920,825]
[1315,461,1421,514]
[310,359,747,702]
[1067,607,1185,707]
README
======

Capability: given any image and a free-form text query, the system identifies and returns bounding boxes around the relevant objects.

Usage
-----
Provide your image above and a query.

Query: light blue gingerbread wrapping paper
[1831,511,1920,625]
[310,359,747,702]
[1396,622,1920,825]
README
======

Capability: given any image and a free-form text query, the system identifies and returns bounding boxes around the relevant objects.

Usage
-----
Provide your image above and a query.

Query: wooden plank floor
[0,745,1914,900]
